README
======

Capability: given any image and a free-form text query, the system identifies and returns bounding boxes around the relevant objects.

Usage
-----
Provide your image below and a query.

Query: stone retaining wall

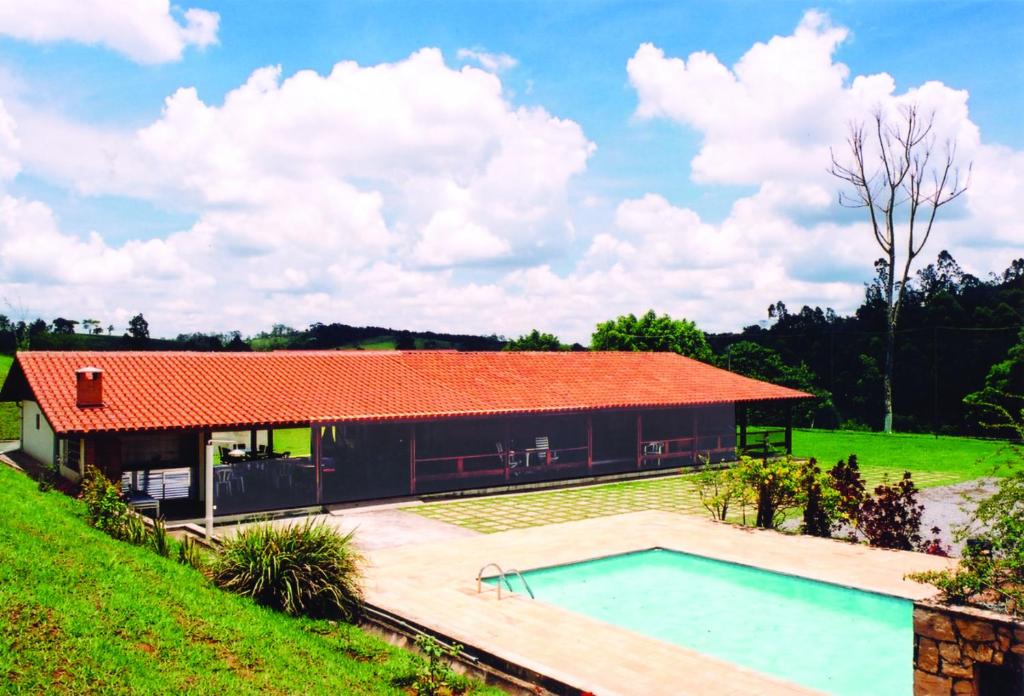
[914,601,1024,695]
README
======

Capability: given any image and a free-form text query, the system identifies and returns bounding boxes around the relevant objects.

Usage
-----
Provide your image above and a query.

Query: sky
[0,0,1021,342]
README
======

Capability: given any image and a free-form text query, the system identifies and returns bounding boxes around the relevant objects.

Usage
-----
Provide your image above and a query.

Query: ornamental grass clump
[210,519,363,620]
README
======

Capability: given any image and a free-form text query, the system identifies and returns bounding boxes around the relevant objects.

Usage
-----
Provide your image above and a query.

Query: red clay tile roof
[5,350,810,434]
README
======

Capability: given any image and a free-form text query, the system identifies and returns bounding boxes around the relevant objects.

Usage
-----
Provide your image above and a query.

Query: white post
[205,441,214,540]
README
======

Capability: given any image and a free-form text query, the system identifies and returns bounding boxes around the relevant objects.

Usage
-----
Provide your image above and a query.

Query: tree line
[506,251,1023,436]
[3,250,1020,435]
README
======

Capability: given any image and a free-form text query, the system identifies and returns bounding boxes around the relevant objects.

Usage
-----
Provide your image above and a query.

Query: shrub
[973,469,1024,579]
[734,455,802,529]
[210,519,363,620]
[178,535,205,569]
[151,517,170,557]
[827,455,866,534]
[909,567,987,604]
[123,512,149,545]
[858,472,925,551]
[798,459,839,537]
[81,465,150,544]
[412,634,469,696]
[694,466,739,522]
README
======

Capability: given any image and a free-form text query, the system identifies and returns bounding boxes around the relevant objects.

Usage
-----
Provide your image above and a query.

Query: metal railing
[740,429,788,457]
[476,562,535,600]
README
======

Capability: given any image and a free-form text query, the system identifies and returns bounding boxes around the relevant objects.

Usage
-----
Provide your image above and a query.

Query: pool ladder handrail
[476,563,535,600]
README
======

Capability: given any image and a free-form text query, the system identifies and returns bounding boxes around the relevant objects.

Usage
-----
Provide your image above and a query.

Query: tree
[964,328,1024,433]
[591,310,712,361]
[51,317,78,335]
[830,104,970,432]
[106,324,114,336]
[505,329,563,351]
[126,313,150,340]
[719,341,835,427]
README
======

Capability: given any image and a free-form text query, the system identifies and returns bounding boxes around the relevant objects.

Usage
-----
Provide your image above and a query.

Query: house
[0,350,808,520]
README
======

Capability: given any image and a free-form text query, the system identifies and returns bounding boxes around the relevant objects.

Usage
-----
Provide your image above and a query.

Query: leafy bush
[178,535,205,569]
[827,455,866,534]
[734,455,802,529]
[151,516,170,557]
[210,519,363,620]
[81,465,147,543]
[694,466,740,522]
[909,411,1024,612]
[123,512,149,545]
[412,635,469,696]
[858,473,925,551]
[973,469,1024,577]
[909,567,988,604]
[798,459,838,537]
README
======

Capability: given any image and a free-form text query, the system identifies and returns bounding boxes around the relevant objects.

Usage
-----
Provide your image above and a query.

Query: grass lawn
[0,354,18,440]
[273,427,311,456]
[0,465,501,695]
[411,429,1018,534]
[791,428,1017,484]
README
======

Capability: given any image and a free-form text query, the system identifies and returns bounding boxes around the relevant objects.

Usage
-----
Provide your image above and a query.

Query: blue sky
[0,1,1020,339]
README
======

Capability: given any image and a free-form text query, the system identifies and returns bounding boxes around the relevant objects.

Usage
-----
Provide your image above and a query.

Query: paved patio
[361,510,956,696]
[222,502,479,551]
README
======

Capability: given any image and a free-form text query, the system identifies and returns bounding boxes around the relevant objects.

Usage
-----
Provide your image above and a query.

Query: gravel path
[920,477,999,556]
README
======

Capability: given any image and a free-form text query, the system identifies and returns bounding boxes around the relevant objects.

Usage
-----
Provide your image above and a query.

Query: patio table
[127,493,160,518]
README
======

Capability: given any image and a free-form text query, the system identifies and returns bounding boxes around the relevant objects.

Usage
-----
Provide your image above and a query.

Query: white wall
[21,400,55,467]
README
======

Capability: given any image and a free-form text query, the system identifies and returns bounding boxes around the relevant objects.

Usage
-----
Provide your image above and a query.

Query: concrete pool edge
[361,510,956,695]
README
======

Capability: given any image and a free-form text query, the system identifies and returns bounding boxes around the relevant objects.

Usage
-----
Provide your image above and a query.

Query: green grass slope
[0,354,18,440]
[0,466,501,695]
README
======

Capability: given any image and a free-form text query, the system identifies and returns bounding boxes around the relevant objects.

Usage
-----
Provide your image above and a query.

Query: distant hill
[250,322,505,352]
[7,322,506,353]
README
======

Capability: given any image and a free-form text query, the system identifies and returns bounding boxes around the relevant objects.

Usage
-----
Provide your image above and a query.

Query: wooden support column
[503,420,511,482]
[586,414,593,473]
[267,429,274,453]
[197,431,207,502]
[409,424,416,495]
[692,408,699,466]
[739,403,748,453]
[636,413,643,469]
[313,425,322,505]
[249,429,257,454]
[785,404,793,454]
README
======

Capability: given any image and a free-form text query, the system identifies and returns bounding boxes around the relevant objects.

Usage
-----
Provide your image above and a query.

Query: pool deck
[361,510,956,696]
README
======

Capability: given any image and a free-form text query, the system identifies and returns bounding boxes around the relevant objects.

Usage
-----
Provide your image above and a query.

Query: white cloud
[0,51,598,336]
[0,14,1020,343]
[456,48,518,73]
[618,9,1022,332]
[0,0,219,64]
[414,209,511,266]
[0,98,19,181]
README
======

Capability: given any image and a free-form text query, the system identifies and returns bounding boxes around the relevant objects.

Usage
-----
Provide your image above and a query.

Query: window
[35,413,40,430]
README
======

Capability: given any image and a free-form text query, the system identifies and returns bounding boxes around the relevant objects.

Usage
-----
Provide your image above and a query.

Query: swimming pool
[486,547,912,696]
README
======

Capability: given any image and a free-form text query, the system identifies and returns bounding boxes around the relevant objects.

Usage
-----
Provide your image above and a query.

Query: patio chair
[214,467,234,498]
[534,436,558,466]
[497,442,523,470]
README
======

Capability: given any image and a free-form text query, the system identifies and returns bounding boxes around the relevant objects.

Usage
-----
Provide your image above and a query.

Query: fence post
[739,403,748,453]
[785,404,793,454]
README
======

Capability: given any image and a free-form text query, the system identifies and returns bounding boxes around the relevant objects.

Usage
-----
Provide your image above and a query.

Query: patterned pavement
[407,465,962,534]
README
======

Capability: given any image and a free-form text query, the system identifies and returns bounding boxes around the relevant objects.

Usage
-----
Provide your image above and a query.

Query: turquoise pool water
[487,548,912,695]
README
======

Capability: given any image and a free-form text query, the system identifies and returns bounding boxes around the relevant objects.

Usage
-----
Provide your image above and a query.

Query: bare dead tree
[830,104,970,433]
